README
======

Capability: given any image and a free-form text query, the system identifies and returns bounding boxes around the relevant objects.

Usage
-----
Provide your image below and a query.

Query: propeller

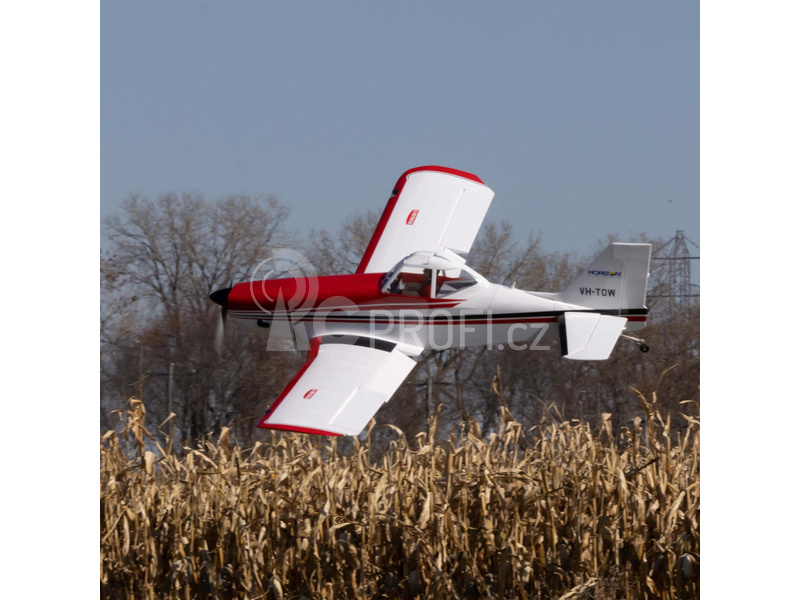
[209,285,232,357]
[214,306,227,357]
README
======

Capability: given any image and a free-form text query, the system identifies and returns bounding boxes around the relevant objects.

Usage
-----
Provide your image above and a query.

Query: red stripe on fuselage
[228,273,463,313]
[239,315,647,326]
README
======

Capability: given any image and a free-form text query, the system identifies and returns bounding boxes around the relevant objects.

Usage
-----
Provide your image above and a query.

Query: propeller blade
[209,286,233,357]
[214,306,227,357]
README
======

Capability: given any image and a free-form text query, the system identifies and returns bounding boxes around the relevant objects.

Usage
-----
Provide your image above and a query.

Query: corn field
[100,392,699,599]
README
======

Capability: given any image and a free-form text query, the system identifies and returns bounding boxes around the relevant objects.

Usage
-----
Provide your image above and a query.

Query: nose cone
[209,287,232,307]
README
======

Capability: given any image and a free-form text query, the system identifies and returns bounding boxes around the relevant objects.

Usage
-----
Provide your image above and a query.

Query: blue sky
[102,1,698,255]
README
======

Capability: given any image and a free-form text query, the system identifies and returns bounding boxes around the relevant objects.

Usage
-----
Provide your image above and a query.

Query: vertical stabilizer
[557,243,651,311]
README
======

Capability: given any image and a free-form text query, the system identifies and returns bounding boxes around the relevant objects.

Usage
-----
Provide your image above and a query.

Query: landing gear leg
[621,333,650,353]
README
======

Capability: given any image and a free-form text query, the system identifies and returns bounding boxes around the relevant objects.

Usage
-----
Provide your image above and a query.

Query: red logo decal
[406,209,419,225]
[303,389,317,399]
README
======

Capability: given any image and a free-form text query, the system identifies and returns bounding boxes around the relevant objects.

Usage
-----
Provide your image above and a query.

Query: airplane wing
[257,336,421,436]
[356,166,495,274]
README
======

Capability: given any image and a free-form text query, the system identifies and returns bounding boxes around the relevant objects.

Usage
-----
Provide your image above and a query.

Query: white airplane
[210,166,652,436]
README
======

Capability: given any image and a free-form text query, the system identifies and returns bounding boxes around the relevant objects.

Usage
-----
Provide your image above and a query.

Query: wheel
[639,344,650,353]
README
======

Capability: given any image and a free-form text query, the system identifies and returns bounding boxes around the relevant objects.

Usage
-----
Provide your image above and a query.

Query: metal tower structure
[650,230,700,321]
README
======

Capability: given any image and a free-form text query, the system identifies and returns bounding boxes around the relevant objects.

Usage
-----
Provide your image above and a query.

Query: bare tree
[305,209,381,275]
[101,192,296,445]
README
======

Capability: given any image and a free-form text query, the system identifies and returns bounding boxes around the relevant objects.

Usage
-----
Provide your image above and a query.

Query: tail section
[557,243,651,312]
[555,243,651,360]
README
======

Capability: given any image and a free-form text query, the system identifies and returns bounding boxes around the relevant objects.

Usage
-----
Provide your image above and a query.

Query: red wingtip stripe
[356,194,399,274]
[257,337,321,425]
[397,165,484,185]
[257,423,343,437]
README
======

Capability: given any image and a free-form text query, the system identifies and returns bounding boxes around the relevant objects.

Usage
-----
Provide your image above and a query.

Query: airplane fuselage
[224,272,647,352]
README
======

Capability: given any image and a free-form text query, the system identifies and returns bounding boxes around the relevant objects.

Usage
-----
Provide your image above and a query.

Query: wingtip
[398,165,485,185]
[257,421,344,436]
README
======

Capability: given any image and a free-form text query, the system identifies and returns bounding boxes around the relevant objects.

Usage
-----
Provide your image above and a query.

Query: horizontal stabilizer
[559,312,626,360]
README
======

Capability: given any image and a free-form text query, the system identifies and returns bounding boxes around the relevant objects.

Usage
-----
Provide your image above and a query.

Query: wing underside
[257,336,420,436]
[356,166,494,274]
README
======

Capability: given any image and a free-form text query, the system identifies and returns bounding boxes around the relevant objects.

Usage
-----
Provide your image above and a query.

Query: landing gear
[621,332,650,353]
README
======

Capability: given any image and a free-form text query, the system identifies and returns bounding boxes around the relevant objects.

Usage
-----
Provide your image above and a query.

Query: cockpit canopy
[379,251,483,298]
